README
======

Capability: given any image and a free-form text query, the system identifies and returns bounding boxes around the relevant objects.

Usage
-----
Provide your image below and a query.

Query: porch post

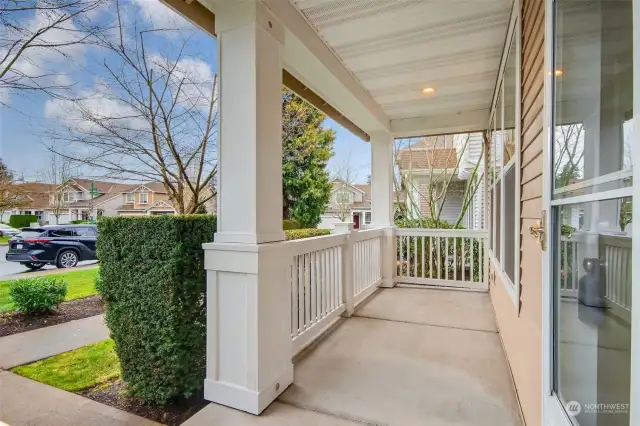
[370,131,396,288]
[202,0,292,415]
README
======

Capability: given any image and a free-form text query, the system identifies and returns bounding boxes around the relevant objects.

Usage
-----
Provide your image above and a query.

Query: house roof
[115,199,176,212]
[16,183,55,209]
[397,147,459,171]
[119,182,167,193]
[69,179,114,194]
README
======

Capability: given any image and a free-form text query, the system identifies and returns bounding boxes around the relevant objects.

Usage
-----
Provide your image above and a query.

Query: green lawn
[0,268,100,313]
[12,339,120,392]
[0,236,9,244]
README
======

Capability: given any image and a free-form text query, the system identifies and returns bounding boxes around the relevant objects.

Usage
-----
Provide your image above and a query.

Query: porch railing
[395,228,488,290]
[600,235,632,320]
[559,236,579,297]
[351,228,384,306]
[559,233,632,322]
[287,234,347,355]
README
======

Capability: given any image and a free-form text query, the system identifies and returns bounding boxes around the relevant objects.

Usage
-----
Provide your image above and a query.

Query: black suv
[6,225,98,270]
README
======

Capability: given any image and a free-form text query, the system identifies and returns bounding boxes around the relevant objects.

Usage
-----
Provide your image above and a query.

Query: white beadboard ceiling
[291,0,513,121]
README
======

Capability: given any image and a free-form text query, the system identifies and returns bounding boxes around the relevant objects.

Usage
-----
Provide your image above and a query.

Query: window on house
[63,192,74,202]
[125,193,134,203]
[139,192,148,204]
[365,212,371,223]
[335,190,351,204]
[489,20,519,295]
[76,191,83,200]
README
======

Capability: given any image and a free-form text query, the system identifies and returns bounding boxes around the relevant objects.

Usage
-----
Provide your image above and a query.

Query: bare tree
[554,123,585,187]
[331,155,358,222]
[0,0,105,105]
[45,1,217,213]
[41,154,71,224]
[395,134,480,225]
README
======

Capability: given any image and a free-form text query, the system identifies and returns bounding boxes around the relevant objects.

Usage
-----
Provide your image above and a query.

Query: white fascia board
[263,0,390,134]
[391,109,490,138]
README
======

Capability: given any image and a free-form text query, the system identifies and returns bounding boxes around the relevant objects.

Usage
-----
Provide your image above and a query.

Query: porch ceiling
[290,0,513,132]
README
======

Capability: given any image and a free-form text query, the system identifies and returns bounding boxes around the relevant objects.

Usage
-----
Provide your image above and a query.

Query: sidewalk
[0,314,109,369]
[0,370,159,426]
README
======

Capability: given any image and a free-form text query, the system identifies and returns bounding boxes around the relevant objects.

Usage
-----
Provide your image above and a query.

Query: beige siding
[490,1,545,425]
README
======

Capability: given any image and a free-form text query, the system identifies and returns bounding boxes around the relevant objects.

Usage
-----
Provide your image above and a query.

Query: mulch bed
[0,295,104,337]
[81,380,208,425]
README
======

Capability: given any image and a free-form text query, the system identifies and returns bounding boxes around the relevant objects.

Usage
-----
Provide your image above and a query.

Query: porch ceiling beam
[390,109,491,139]
[283,70,370,141]
[190,0,389,138]
[262,0,390,134]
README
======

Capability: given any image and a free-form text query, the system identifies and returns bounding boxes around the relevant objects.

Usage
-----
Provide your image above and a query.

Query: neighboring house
[398,133,485,229]
[319,180,405,230]
[0,179,181,224]
[116,182,177,216]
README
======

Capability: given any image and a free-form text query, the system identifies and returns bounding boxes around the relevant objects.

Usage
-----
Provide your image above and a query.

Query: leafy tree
[195,204,207,214]
[282,90,334,228]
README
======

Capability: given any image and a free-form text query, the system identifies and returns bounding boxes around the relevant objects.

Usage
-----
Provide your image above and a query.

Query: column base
[380,277,396,288]
[204,364,294,415]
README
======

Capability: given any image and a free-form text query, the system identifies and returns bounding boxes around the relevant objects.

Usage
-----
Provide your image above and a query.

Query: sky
[0,0,371,184]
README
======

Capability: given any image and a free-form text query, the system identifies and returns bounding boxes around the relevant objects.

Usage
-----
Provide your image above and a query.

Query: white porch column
[370,131,396,288]
[202,0,292,415]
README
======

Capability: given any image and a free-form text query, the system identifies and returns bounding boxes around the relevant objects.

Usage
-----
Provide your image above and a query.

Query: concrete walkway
[0,370,158,426]
[186,287,522,426]
[0,314,109,369]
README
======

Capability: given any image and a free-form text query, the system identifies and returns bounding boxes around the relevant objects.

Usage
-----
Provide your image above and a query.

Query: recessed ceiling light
[421,87,436,94]
[554,69,564,76]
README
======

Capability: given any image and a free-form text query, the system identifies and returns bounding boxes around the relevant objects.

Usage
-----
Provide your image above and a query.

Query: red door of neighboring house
[353,213,360,229]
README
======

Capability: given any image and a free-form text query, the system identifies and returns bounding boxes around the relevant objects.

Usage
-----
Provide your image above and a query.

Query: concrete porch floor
[185,287,523,426]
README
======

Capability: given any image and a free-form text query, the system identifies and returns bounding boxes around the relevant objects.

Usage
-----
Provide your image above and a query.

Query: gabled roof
[116,198,176,212]
[330,179,366,194]
[119,182,167,193]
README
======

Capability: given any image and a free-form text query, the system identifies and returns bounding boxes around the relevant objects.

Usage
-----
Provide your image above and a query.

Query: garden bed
[81,380,207,426]
[13,339,207,426]
[0,295,104,337]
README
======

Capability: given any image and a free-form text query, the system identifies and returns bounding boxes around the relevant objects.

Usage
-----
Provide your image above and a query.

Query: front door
[353,213,360,229]
[542,0,638,424]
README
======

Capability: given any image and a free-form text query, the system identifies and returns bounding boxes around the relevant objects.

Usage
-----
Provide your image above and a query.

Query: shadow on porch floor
[184,287,523,426]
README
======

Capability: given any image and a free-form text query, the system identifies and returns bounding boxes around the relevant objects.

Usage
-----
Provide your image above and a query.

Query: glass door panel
[551,0,634,425]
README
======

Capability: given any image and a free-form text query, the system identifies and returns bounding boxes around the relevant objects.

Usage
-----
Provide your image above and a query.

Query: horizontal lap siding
[490,1,544,425]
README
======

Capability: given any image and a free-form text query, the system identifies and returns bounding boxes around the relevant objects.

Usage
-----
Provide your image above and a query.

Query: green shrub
[70,220,90,224]
[97,215,216,404]
[9,214,38,229]
[282,219,303,230]
[9,277,68,313]
[285,228,330,240]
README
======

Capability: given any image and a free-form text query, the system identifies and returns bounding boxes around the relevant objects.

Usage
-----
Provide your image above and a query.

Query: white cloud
[149,55,216,110]
[133,0,190,31]
[45,87,147,134]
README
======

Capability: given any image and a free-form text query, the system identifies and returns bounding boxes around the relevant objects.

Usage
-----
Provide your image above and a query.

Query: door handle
[528,210,547,251]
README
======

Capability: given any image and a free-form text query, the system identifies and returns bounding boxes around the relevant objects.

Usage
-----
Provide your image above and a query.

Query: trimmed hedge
[97,215,216,404]
[9,214,37,229]
[285,228,330,240]
[282,219,302,230]
[9,277,67,313]
[70,220,90,224]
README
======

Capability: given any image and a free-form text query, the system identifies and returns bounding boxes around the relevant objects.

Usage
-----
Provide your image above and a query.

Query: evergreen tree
[282,90,334,228]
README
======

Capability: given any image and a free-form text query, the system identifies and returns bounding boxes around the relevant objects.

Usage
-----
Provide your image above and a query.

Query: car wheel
[25,262,46,271]
[57,250,79,268]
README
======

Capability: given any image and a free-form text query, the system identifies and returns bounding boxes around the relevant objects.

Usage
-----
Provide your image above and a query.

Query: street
[0,246,98,280]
